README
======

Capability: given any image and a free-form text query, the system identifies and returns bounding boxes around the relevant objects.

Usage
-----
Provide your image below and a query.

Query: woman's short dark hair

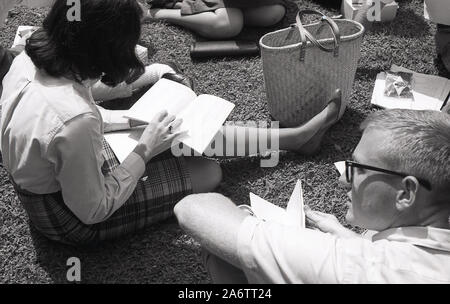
[26,0,144,86]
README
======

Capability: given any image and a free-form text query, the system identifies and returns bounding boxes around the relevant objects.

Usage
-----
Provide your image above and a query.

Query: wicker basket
[260,10,365,127]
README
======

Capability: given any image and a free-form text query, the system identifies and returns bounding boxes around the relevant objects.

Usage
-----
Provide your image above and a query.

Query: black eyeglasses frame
[345,160,432,191]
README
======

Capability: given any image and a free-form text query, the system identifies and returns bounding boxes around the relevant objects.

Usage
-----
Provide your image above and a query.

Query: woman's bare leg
[243,5,286,27]
[178,102,337,193]
[203,91,342,157]
[147,8,244,39]
[184,157,222,193]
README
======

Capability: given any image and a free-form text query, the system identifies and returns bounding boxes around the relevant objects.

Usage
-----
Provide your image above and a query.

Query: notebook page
[126,79,197,123]
[103,128,143,163]
[249,193,288,226]
[176,94,235,154]
[286,180,305,229]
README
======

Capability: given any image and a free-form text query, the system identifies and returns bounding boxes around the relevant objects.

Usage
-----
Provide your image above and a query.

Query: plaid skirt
[12,140,192,245]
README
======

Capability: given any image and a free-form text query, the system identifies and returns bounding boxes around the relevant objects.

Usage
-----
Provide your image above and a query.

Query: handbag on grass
[260,9,365,127]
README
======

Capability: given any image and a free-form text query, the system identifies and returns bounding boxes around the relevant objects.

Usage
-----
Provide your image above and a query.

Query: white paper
[125,79,234,154]
[125,79,197,123]
[249,180,305,229]
[371,65,450,111]
[334,161,346,176]
[177,95,235,154]
[103,128,144,163]
[249,193,288,226]
[286,180,305,229]
[11,25,39,48]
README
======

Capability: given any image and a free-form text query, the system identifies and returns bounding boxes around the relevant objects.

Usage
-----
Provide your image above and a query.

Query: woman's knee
[185,158,222,193]
[270,5,287,25]
[201,8,244,39]
[245,5,286,27]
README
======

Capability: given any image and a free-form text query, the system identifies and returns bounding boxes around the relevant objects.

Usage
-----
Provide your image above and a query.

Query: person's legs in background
[148,7,244,39]
[145,3,286,39]
[184,157,222,194]
[242,5,286,27]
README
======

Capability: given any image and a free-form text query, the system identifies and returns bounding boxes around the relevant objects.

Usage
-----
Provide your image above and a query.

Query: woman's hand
[305,206,360,239]
[133,110,182,163]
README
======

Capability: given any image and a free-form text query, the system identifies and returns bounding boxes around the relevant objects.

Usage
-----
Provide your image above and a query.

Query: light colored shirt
[237,216,450,283]
[1,52,146,225]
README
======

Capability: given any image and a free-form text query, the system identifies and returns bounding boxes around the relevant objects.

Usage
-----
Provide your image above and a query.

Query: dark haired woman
[1,0,222,244]
[1,0,342,245]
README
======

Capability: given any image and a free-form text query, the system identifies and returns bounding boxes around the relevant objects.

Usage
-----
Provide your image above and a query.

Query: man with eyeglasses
[174,109,450,283]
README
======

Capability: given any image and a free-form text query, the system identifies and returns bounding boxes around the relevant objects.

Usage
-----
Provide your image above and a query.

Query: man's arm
[174,193,249,269]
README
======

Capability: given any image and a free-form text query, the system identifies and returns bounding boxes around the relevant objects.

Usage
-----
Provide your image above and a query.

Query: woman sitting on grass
[1,0,342,245]
[142,0,287,39]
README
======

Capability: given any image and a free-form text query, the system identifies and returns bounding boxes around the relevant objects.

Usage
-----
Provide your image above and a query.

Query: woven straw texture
[260,19,364,127]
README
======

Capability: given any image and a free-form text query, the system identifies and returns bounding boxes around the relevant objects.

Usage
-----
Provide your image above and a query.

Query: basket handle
[295,9,341,61]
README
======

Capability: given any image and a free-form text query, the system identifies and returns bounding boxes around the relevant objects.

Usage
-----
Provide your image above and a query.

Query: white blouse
[1,53,146,225]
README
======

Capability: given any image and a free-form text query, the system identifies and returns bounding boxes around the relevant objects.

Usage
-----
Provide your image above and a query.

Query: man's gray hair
[360,109,450,191]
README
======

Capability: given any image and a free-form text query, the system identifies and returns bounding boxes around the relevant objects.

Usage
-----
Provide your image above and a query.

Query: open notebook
[104,79,235,162]
[244,180,305,229]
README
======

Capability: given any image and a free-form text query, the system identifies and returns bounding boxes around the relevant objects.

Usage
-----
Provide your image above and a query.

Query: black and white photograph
[0,0,449,287]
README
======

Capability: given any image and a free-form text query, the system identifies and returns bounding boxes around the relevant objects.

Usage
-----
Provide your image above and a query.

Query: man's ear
[395,176,419,211]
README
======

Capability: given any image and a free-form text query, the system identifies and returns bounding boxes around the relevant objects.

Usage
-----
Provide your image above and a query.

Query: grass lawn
[0,0,447,283]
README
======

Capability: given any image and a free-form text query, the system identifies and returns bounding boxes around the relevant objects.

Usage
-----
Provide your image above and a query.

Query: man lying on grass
[175,109,450,284]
